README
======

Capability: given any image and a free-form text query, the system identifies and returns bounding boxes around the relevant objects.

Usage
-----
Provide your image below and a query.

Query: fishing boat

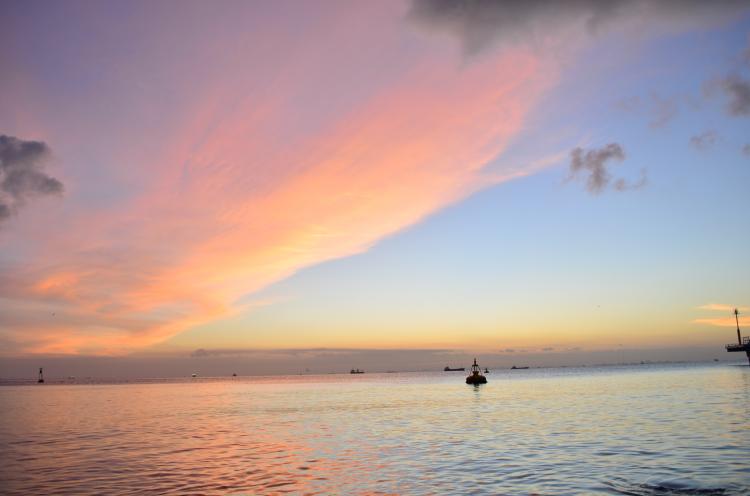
[511,366,529,370]
[465,358,487,385]
[444,366,465,371]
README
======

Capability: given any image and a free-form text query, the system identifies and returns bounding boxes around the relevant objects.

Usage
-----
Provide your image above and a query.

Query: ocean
[1,363,748,495]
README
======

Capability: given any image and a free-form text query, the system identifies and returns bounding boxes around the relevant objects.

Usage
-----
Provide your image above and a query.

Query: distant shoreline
[2,360,746,387]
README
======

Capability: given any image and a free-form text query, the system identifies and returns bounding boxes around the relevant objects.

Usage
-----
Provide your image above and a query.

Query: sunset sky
[2,1,750,376]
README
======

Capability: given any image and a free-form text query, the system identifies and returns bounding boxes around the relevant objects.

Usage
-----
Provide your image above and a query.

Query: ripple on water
[605,476,734,495]
[0,365,748,495]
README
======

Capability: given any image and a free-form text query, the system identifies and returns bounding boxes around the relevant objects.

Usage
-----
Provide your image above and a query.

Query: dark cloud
[689,130,718,150]
[649,94,678,128]
[720,75,750,116]
[568,143,627,194]
[742,144,750,156]
[0,135,64,224]
[613,169,647,192]
[407,0,749,55]
[703,36,750,117]
[614,95,641,113]
[615,93,681,129]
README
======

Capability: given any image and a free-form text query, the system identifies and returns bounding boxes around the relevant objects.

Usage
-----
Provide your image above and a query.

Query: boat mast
[735,308,742,345]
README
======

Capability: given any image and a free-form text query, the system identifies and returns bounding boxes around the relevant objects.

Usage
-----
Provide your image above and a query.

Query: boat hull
[465,375,487,385]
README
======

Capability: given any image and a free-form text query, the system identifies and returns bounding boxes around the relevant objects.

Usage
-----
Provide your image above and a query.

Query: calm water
[1,363,748,495]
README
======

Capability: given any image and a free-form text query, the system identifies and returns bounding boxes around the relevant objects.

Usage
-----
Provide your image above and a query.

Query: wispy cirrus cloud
[689,131,718,150]
[2,1,748,357]
[697,303,748,312]
[694,317,750,327]
[693,303,749,328]
[0,2,557,355]
[649,94,679,128]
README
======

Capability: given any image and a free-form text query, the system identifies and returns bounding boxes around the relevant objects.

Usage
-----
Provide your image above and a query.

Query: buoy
[465,358,487,385]
[37,367,44,384]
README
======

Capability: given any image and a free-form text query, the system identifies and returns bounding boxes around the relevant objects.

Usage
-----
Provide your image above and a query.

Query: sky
[1,0,750,377]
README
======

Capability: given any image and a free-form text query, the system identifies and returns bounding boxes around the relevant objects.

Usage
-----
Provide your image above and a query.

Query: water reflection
[0,364,748,495]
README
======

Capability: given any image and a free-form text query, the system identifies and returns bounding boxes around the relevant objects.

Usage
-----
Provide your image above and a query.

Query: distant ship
[511,366,529,370]
[444,366,465,371]
[350,369,364,374]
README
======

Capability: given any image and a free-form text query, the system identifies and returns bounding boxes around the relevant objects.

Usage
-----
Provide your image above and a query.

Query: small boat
[511,366,529,370]
[191,373,198,378]
[350,368,365,374]
[444,366,465,371]
[465,358,487,385]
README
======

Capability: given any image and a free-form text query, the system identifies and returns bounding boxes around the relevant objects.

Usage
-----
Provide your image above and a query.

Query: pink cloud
[697,303,749,312]
[0,3,558,355]
[693,317,750,328]
[693,303,748,328]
